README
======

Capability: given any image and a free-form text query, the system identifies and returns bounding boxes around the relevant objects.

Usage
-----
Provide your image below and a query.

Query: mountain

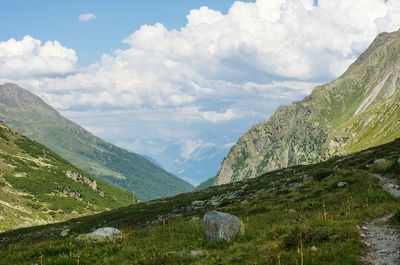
[1,137,399,264]
[0,123,132,232]
[156,141,230,185]
[0,83,194,201]
[214,31,400,185]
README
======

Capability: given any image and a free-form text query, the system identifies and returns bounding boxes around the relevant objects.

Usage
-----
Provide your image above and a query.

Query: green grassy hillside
[1,138,399,264]
[0,123,133,232]
[0,83,193,201]
[328,90,400,156]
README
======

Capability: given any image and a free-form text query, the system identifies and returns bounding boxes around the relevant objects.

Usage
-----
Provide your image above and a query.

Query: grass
[0,138,399,264]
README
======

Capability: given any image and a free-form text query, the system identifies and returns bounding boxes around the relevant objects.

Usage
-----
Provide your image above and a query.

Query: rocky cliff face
[215,31,400,185]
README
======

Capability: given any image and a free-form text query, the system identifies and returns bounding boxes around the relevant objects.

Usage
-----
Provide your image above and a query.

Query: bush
[313,168,334,181]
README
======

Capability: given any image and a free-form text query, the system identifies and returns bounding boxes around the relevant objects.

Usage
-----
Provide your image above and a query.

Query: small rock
[187,250,208,257]
[190,216,200,222]
[288,209,297,214]
[285,182,302,191]
[337,182,348,188]
[203,211,242,243]
[362,240,371,247]
[310,246,318,252]
[397,158,400,165]
[169,250,208,257]
[60,228,70,237]
[77,227,121,240]
[191,200,205,207]
[374,159,387,164]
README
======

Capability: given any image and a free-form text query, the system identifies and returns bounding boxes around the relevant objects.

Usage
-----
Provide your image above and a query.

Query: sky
[1,0,400,184]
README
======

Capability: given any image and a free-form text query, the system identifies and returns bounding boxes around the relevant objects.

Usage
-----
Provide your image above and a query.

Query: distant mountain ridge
[155,141,229,185]
[0,123,132,232]
[0,83,193,201]
[215,31,400,185]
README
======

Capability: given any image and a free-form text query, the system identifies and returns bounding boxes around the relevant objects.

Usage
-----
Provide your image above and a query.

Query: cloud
[0,35,77,78]
[79,13,96,22]
[10,0,398,112]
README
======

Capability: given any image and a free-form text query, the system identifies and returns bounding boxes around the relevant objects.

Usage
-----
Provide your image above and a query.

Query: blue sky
[0,0,399,184]
[0,0,251,65]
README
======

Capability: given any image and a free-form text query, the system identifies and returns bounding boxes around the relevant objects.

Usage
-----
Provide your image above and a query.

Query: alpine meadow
[0,1,399,265]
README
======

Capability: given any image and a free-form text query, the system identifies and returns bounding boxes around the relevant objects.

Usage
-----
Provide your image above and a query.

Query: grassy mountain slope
[0,83,193,201]
[0,123,132,232]
[0,138,399,264]
[328,90,400,156]
[215,31,400,185]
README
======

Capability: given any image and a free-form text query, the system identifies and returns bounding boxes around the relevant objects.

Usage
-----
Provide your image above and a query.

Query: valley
[0,137,399,264]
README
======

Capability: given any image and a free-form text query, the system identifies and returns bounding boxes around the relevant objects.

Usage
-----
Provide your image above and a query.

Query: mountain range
[214,31,400,186]
[0,83,193,201]
[154,140,231,185]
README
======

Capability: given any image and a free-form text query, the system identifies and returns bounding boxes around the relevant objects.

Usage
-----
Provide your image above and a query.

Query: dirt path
[362,174,400,265]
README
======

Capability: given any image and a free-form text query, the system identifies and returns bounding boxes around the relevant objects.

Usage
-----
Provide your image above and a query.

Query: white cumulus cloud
[79,13,96,22]
[14,0,399,113]
[0,35,77,79]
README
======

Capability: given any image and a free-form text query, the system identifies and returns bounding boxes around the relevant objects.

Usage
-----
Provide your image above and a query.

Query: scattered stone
[172,250,208,257]
[288,209,297,214]
[285,182,303,191]
[310,246,318,252]
[60,228,70,237]
[203,211,242,243]
[190,216,200,222]
[191,200,205,207]
[76,227,121,240]
[374,159,388,165]
[362,240,371,247]
[397,158,400,165]
[337,182,349,188]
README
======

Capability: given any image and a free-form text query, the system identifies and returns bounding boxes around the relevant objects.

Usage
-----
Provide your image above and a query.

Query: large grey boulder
[203,211,242,243]
[76,227,121,240]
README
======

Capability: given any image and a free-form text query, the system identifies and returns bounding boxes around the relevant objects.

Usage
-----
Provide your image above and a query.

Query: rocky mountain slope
[0,137,399,264]
[215,31,400,185]
[0,123,132,232]
[0,83,193,200]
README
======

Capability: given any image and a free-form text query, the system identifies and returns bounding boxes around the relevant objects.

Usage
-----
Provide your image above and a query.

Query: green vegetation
[0,83,193,201]
[1,138,399,264]
[0,123,132,232]
[332,90,400,155]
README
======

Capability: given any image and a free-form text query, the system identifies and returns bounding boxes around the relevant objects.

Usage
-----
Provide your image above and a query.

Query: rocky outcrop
[215,31,400,186]
[65,171,98,190]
